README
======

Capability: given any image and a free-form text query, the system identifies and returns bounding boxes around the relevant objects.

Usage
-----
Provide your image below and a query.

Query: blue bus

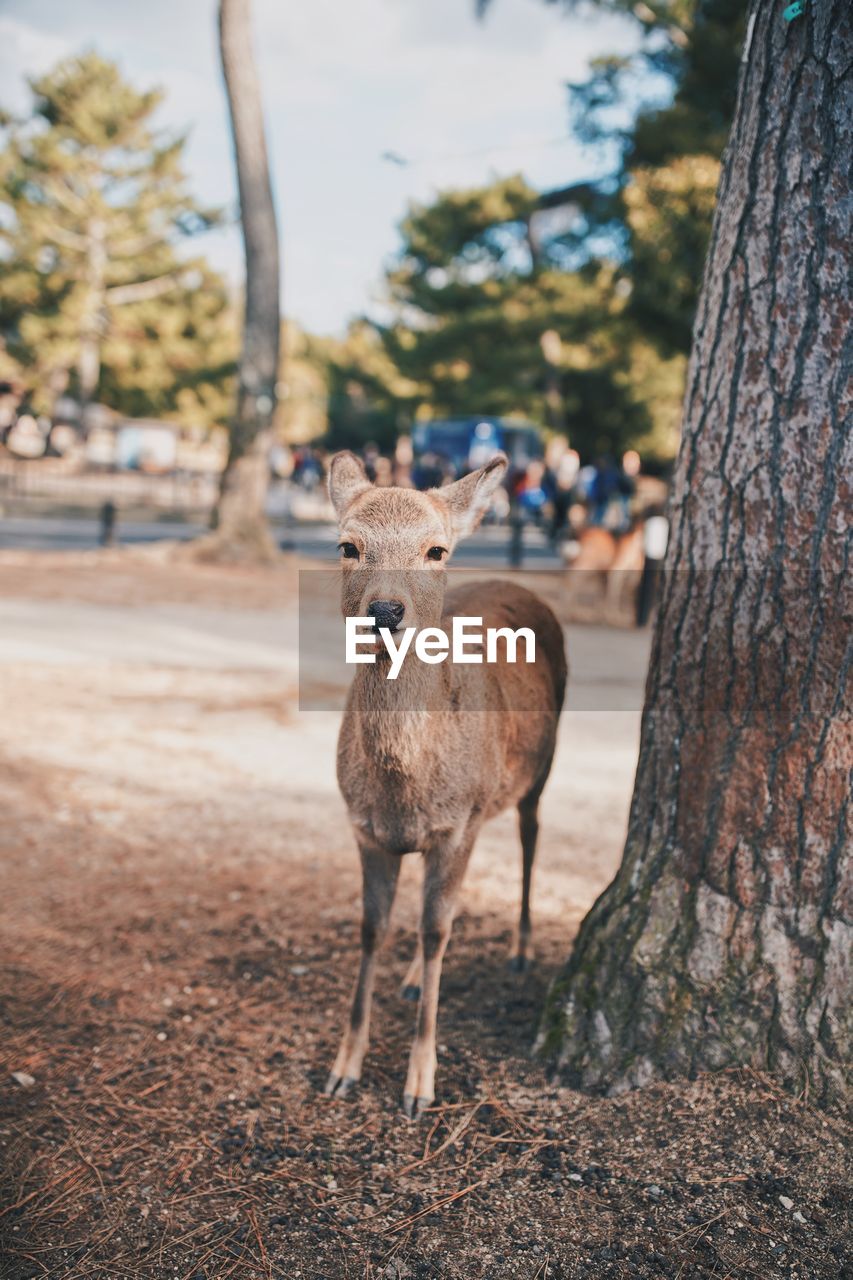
[411,417,543,478]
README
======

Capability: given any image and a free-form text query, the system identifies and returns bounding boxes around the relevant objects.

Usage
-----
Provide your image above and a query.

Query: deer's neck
[351,654,450,771]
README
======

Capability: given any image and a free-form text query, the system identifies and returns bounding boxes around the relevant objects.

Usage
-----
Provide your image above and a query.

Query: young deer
[324,451,567,1116]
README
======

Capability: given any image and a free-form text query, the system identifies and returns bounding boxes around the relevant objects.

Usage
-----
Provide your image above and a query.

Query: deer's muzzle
[367,599,406,634]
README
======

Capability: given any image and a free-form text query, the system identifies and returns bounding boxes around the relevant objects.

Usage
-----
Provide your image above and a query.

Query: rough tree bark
[205,0,281,561]
[540,0,851,1108]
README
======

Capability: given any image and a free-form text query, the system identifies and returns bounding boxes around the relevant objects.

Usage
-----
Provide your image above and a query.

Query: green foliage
[345,175,684,461]
[320,320,421,452]
[96,266,238,427]
[330,0,745,462]
[563,0,745,355]
[0,53,233,424]
[382,177,644,454]
[624,153,720,350]
[276,322,330,445]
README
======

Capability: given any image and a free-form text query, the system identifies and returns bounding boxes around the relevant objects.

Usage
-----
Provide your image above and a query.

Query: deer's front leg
[403,839,472,1118]
[325,844,400,1099]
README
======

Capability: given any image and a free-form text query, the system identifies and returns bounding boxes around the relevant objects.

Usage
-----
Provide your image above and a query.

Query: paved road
[0,593,649,714]
[0,513,564,568]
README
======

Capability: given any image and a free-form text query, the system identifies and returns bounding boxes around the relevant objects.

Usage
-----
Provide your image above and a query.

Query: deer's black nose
[367,599,406,633]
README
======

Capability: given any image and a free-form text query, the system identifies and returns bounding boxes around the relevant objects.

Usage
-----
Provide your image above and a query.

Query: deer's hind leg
[509,789,542,973]
[399,861,424,1002]
[325,844,400,1099]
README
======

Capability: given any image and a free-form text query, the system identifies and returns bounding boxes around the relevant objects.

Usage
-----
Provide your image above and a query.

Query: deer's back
[443,578,566,715]
[440,578,566,811]
[610,525,644,573]
[571,526,617,571]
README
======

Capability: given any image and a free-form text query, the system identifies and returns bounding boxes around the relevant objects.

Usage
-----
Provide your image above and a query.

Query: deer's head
[328,451,508,636]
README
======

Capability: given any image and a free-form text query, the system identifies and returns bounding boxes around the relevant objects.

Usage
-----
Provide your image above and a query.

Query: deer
[324,451,567,1117]
[562,522,645,619]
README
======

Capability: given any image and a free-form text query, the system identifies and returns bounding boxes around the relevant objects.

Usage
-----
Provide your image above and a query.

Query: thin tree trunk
[208,0,281,560]
[539,0,851,1108]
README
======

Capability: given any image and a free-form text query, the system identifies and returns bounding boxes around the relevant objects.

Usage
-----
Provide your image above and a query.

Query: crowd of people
[1,392,658,547]
[510,444,644,544]
[281,436,650,545]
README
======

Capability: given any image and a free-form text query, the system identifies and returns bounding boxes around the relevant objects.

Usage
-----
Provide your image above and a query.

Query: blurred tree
[463,0,745,461]
[540,0,851,1107]
[208,0,281,561]
[559,0,744,355]
[96,266,237,428]
[0,53,228,422]
[320,320,422,453]
[276,321,329,445]
[334,0,744,466]
[375,176,682,459]
[622,153,720,352]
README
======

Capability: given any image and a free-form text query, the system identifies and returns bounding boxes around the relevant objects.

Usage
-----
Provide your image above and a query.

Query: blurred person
[6,397,46,458]
[636,503,670,626]
[291,446,320,491]
[549,446,580,543]
[373,455,393,487]
[393,435,414,487]
[618,449,641,530]
[99,499,117,548]
[622,449,641,479]
[0,381,21,446]
[269,442,294,479]
[517,458,549,524]
[440,455,458,484]
[544,434,569,472]
[301,449,322,492]
[468,419,500,470]
[588,455,621,526]
[576,461,596,501]
[362,442,380,483]
[411,450,444,491]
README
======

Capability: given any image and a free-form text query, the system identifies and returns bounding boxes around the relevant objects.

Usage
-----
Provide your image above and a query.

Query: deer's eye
[338,542,360,560]
[426,546,447,562]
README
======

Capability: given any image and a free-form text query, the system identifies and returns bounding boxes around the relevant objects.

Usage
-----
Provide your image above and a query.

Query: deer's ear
[435,453,508,540]
[328,451,371,519]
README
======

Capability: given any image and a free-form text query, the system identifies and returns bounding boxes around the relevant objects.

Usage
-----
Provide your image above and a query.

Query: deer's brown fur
[564,523,645,617]
[324,451,567,1116]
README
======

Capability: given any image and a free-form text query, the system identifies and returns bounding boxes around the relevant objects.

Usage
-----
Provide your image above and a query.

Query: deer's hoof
[324,1072,359,1099]
[402,1092,433,1120]
[401,984,421,1002]
[508,954,532,974]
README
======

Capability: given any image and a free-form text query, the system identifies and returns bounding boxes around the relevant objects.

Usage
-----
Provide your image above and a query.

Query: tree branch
[106,273,182,306]
[45,224,89,253]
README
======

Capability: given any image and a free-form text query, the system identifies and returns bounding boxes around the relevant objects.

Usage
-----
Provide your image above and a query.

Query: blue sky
[0,0,638,336]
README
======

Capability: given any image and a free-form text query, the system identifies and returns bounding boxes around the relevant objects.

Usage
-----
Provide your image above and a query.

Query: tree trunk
[539,0,851,1108]
[207,0,281,561]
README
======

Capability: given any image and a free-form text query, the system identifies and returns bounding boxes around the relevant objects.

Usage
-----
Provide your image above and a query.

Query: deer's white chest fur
[337,699,502,855]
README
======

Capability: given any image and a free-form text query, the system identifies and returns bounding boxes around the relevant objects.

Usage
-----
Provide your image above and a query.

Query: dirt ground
[0,551,849,1280]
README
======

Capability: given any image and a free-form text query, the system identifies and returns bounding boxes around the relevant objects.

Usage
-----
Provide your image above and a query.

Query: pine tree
[374,176,683,460]
[0,53,227,423]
